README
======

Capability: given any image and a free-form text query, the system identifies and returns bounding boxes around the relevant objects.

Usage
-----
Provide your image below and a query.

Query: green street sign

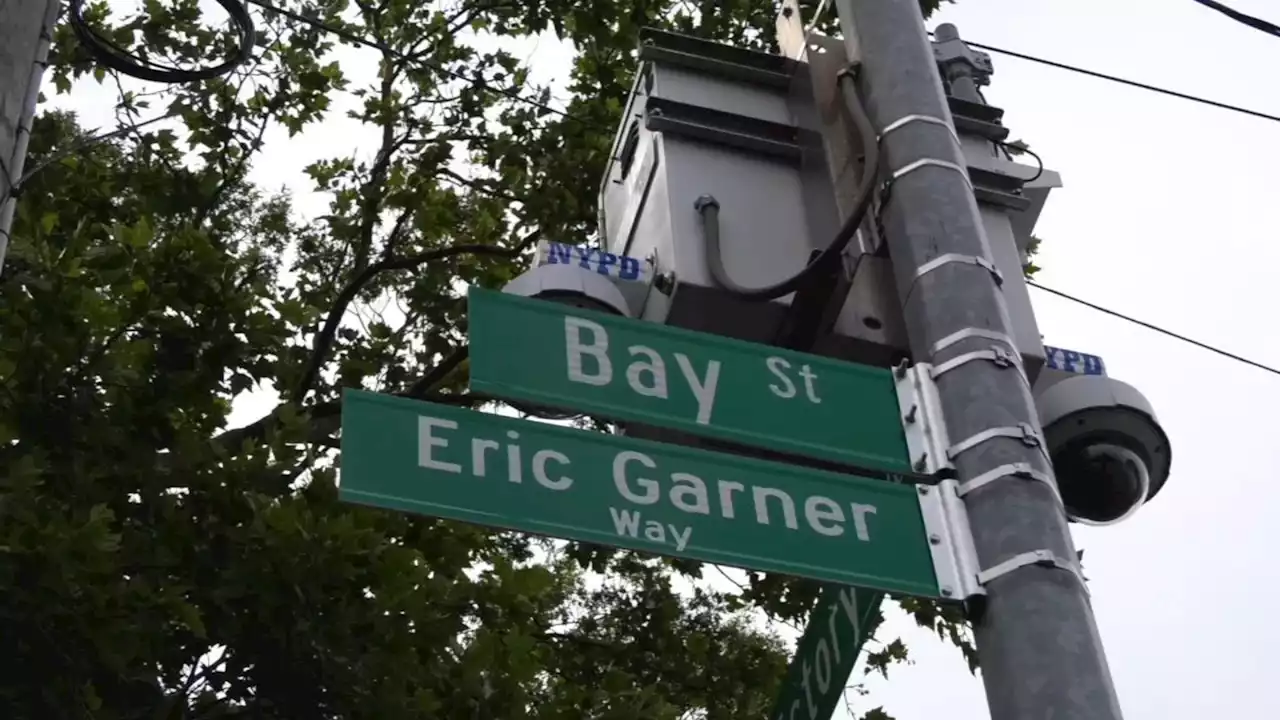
[467,288,911,474]
[770,587,884,720]
[339,390,942,598]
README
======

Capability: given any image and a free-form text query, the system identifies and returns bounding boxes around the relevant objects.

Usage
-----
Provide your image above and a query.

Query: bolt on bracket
[916,479,984,601]
[913,252,1003,288]
[958,462,1063,511]
[930,345,1029,387]
[948,422,1051,466]
[894,361,954,476]
[977,549,1089,595]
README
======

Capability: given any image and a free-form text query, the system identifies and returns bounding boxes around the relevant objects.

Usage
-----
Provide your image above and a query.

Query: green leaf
[175,602,207,639]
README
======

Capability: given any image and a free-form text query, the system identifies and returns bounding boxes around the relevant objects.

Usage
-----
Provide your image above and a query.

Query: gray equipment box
[596,27,1060,381]
[598,29,828,347]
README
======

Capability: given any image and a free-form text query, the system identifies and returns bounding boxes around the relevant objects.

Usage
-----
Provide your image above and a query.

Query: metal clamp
[913,253,1003,288]
[930,327,1015,358]
[878,114,960,148]
[916,479,984,601]
[888,158,974,193]
[948,422,1050,466]
[931,346,1029,387]
[958,462,1063,511]
[977,549,1088,594]
[894,361,955,475]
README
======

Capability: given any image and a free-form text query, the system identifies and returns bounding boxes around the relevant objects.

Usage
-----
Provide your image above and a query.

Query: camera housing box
[1032,354,1171,525]
[596,26,1059,380]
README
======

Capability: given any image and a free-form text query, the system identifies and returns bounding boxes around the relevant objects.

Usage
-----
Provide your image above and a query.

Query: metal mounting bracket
[930,327,1015,357]
[948,422,1050,466]
[977,549,1088,594]
[889,158,974,193]
[913,252,1003,288]
[959,462,1063,511]
[894,361,954,476]
[878,113,960,147]
[931,346,1029,387]
[916,479,984,601]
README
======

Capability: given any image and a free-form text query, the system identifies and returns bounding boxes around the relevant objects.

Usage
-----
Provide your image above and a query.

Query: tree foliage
[1,1,968,718]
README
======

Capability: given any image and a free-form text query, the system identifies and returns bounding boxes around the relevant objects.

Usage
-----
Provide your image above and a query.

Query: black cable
[242,0,580,123]
[1192,0,1280,39]
[69,0,256,83]
[1028,280,1280,378]
[996,140,1044,183]
[958,37,1280,125]
[241,0,1280,133]
[695,70,879,301]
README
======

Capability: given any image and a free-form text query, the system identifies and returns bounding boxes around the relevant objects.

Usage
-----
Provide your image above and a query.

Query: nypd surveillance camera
[499,241,655,419]
[502,240,653,318]
[1034,351,1171,526]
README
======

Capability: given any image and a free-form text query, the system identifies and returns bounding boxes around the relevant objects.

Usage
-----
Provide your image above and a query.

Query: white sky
[46,0,1280,717]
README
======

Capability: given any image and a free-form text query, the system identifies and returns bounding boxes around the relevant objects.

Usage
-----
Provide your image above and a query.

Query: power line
[960,38,1280,125]
[1028,280,1280,378]
[1192,0,1280,39]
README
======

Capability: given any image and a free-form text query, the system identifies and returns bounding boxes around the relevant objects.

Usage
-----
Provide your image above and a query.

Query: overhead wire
[95,0,1280,377]
[1028,281,1280,378]
[959,38,1280,125]
[69,0,256,83]
[1191,0,1280,39]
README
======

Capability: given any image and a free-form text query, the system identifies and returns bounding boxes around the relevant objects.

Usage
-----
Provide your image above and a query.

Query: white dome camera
[1035,375,1171,526]
[502,261,634,318]
[499,243,650,420]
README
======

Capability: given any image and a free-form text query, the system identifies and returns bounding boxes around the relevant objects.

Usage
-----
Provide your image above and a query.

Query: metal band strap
[888,157,974,193]
[977,549,1088,594]
[948,422,1051,465]
[930,327,1016,357]
[878,113,961,148]
[914,253,1004,287]
[958,462,1063,510]
[931,346,1030,387]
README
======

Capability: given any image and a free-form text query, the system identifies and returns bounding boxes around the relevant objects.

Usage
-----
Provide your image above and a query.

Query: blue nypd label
[538,240,650,283]
[1043,345,1106,376]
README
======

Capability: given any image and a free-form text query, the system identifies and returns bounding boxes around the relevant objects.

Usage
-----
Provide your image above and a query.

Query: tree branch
[293,238,532,402]
[437,167,526,204]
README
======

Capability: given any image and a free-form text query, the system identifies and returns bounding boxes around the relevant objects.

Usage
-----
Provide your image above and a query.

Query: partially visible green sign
[467,288,911,474]
[770,587,884,720]
[339,390,942,598]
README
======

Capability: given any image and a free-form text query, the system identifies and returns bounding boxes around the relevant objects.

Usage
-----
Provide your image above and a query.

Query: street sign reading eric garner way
[467,288,912,475]
[339,390,945,598]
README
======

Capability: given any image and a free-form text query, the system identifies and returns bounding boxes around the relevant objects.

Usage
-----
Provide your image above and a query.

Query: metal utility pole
[833,1,1124,718]
[0,0,60,276]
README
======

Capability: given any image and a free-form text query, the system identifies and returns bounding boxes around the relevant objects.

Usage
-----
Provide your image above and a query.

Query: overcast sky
[49,0,1280,717]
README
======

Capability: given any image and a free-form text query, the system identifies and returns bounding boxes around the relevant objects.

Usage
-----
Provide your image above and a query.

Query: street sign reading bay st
[339,390,943,598]
[467,288,912,474]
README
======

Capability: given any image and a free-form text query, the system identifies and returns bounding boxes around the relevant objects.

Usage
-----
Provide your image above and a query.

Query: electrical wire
[996,140,1044,183]
[958,37,1280,125]
[1192,0,1280,39]
[69,0,256,83]
[16,111,179,191]
[1028,281,1280,378]
[695,70,878,301]
[244,0,1280,132]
